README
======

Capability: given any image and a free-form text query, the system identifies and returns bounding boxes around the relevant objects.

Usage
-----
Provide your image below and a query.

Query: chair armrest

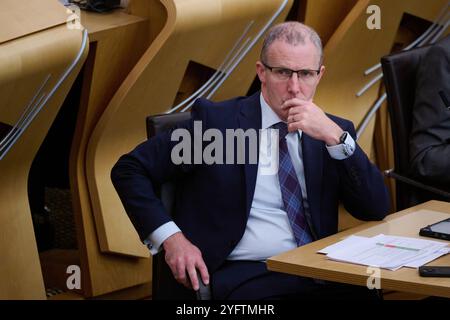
[384,169,450,200]
[196,272,212,300]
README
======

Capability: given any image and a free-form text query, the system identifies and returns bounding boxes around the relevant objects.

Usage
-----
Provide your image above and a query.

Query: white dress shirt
[145,94,355,256]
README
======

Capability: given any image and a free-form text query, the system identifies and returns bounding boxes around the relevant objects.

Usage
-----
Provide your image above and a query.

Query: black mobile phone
[419,266,450,277]
[419,217,450,241]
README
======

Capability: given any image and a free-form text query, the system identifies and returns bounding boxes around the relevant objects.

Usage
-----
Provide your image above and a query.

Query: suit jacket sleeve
[337,121,390,221]
[409,36,450,186]
[110,104,205,241]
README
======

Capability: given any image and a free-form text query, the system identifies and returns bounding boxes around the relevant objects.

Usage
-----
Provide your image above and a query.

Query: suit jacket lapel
[237,93,261,217]
[301,134,323,238]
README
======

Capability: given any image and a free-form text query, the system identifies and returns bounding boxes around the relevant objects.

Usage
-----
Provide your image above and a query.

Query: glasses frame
[261,61,321,81]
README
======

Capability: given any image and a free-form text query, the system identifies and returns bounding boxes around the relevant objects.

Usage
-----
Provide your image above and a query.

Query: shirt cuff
[326,131,356,160]
[143,221,181,255]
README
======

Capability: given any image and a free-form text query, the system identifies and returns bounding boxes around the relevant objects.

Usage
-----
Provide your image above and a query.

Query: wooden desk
[267,200,450,298]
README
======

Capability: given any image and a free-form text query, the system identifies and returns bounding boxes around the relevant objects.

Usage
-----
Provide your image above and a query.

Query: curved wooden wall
[68,7,152,297]
[304,0,358,44]
[85,0,293,258]
[0,1,88,299]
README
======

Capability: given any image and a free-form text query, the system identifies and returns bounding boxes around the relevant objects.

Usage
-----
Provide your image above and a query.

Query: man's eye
[276,69,292,77]
[299,70,314,77]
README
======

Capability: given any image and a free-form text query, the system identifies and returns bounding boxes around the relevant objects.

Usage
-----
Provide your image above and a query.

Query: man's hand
[282,98,343,145]
[162,232,209,291]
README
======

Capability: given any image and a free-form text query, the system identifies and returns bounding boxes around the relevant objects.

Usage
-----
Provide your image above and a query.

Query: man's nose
[287,73,300,95]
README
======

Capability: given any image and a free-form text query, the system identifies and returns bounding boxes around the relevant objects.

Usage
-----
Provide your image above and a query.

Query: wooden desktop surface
[80,9,147,41]
[267,200,450,298]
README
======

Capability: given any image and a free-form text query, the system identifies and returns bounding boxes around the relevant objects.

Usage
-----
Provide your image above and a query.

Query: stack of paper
[318,234,450,271]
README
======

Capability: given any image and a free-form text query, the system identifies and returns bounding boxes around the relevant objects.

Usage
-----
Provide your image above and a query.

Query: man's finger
[173,261,188,285]
[187,265,199,291]
[196,263,210,286]
[282,98,307,109]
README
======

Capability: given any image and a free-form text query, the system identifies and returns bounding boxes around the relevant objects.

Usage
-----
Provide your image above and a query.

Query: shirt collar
[259,93,303,138]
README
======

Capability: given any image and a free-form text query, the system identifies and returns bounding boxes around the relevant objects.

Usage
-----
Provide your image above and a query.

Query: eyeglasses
[261,61,321,84]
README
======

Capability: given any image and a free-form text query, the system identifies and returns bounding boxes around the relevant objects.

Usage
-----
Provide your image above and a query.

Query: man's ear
[317,65,325,82]
[256,61,266,84]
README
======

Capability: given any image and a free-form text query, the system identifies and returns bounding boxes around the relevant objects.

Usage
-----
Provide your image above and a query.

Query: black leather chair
[381,47,450,211]
[146,112,212,300]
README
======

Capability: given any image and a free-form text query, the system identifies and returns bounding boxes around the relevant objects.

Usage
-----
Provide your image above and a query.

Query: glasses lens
[270,66,318,84]
[298,70,317,84]
[272,68,292,80]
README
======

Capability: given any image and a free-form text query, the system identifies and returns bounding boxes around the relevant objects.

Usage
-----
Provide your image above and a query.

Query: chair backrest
[381,46,430,209]
[146,112,196,300]
[382,46,431,173]
[146,112,192,141]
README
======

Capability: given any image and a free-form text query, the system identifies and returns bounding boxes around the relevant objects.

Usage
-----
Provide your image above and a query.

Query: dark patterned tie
[272,122,312,246]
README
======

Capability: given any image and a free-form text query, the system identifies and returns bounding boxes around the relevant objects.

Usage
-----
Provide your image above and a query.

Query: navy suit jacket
[111,92,389,273]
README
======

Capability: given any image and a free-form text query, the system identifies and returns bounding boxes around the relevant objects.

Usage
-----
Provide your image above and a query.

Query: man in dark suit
[111,22,389,299]
[410,35,450,189]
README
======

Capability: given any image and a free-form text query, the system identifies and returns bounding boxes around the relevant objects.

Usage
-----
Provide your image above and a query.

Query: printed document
[320,234,449,270]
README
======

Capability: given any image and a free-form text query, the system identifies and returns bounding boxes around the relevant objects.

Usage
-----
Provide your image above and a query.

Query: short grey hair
[260,21,323,66]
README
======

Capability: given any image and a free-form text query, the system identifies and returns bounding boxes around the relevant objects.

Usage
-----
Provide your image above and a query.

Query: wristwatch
[339,131,348,144]
[339,131,354,157]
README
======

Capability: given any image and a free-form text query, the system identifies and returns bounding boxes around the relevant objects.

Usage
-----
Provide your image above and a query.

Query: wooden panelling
[305,0,358,44]
[0,10,87,298]
[69,9,152,297]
